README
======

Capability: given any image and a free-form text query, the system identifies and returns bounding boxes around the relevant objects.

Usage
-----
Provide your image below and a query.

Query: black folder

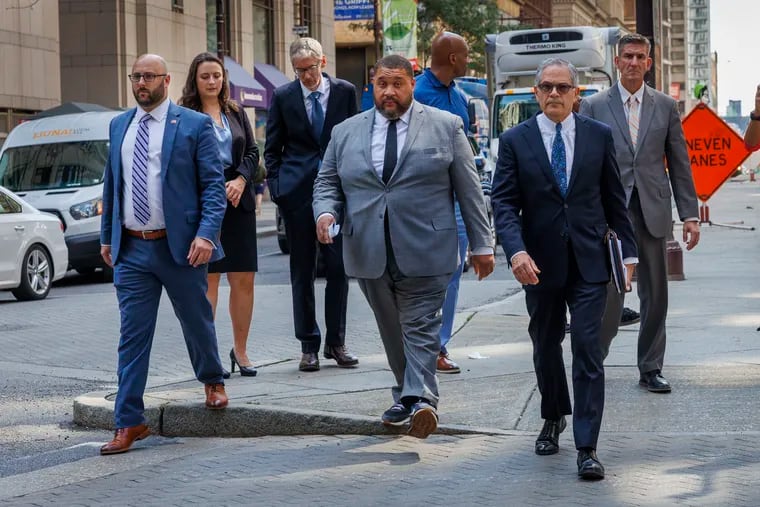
[605,229,627,294]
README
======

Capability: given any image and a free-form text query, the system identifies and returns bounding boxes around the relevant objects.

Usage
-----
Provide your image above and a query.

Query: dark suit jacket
[226,103,260,211]
[100,102,227,266]
[491,113,636,290]
[264,74,357,210]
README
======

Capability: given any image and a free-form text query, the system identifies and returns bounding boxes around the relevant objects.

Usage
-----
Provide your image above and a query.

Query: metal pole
[635,0,656,88]
[216,0,226,59]
[374,0,382,60]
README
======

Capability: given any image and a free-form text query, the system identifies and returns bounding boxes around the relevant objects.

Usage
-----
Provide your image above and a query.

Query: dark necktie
[309,91,324,140]
[382,119,398,184]
[132,114,151,225]
[551,122,567,196]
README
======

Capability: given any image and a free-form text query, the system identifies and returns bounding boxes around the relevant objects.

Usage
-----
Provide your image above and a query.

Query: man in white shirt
[492,58,637,480]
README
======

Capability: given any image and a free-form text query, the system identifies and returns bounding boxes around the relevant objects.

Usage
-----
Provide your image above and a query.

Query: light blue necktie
[309,91,324,140]
[551,122,567,197]
[132,114,151,225]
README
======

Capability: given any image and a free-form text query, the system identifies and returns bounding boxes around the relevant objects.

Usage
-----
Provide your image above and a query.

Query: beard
[375,96,413,120]
[133,83,166,108]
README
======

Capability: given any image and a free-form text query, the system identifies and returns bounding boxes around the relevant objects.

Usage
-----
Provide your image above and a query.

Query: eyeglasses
[536,82,575,95]
[128,73,167,83]
[293,64,320,77]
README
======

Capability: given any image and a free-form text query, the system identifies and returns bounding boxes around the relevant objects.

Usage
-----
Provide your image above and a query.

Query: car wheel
[278,237,290,254]
[12,244,53,301]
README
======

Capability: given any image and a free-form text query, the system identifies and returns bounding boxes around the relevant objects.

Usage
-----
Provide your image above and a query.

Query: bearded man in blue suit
[99,54,229,455]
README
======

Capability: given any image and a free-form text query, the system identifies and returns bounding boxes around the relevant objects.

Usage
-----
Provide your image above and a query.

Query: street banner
[335,0,374,21]
[681,103,751,202]
[382,0,418,66]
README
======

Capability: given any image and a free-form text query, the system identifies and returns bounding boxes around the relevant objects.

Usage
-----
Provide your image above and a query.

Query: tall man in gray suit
[313,55,495,439]
[580,33,700,393]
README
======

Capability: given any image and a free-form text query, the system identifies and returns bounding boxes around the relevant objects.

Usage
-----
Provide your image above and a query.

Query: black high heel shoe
[230,348,257,377]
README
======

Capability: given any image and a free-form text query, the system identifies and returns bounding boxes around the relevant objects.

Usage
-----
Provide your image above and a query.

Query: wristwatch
[750,111,760,121]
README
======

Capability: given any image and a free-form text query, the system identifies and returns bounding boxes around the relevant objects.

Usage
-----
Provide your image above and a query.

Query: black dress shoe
[639,370,671,393]
[535,416,567,455]
[299,352,320,372]
[577,448,605,480]
[324,345,359,367]
[620,307,641,326]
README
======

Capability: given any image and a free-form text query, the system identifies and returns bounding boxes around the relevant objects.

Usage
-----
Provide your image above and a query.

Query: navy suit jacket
[264,74,357,211]
[100,101,227,266]
[491,113,636,290]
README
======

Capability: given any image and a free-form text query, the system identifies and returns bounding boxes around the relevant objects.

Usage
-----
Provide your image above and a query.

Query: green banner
[382,0,418,66]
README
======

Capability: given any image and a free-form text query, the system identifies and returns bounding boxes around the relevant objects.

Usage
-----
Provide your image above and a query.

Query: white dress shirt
[537,112,575,182]
[121,98,170,230]
[371,105,412,179]
[301,76,330,120]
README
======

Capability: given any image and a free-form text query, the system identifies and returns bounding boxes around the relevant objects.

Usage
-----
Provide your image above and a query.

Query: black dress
[208,104,260,273]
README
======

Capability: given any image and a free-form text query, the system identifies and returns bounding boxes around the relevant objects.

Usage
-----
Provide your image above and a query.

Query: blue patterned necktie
[551,122,568,197]
[132,114,151,225]
[309,91,324,140]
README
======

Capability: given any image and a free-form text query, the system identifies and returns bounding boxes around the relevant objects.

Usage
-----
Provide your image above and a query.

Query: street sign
[681,103,751,201]
[292,25,308,36]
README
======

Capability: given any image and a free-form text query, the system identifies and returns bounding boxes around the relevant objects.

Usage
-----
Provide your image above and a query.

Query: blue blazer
[264,74,357,211]
[491,113,636,289]
[100,102,227,266]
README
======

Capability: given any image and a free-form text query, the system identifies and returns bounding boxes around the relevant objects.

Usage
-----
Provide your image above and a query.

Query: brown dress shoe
[324,345,359,367]
[436,352,461,374]
[205,383,228,410]
[299,352,320,371]
[100,424,151,455]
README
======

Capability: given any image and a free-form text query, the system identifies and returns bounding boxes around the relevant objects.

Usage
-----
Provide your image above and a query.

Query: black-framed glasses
[293,64,320,77]
[128,73,167,83]
[536,82,575,95]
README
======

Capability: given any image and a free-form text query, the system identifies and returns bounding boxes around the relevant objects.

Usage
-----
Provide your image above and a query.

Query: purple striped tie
[132,114,151,225]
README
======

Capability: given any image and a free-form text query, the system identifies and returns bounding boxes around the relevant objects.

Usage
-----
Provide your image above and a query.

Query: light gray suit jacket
[313,101,493,279]
[580,84,698,238]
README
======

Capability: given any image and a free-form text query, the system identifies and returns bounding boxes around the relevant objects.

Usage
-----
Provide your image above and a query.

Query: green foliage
[417,0,501,74]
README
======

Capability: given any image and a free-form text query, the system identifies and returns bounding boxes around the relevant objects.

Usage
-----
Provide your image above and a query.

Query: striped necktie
[627,96,639,147]
[551,122,567,197]
[132,114,152,225]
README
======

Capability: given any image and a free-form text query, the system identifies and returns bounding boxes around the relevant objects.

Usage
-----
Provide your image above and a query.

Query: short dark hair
[374,54,414,79]
[618,33,651,54]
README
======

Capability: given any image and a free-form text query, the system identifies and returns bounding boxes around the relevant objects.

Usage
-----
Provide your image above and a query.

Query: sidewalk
[72,179,760,501]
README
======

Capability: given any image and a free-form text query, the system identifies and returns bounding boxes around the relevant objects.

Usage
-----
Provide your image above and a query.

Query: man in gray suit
[313,54,495,438]
[580,33,700,393]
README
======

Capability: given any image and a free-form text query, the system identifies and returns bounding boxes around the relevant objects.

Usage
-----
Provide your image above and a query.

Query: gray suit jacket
[313,101,493,279]
[580,84,698,238]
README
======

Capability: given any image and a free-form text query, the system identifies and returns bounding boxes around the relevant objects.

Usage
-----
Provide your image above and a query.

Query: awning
[224,56,267,109]
[254,63,292,109]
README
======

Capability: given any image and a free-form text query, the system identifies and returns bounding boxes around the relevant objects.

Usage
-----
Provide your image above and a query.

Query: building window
[253,0,274,63]
[172,0,184,13]
[207,0,231,55]
[293,0,313,37]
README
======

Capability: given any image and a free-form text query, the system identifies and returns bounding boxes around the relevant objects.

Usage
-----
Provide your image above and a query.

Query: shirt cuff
[623,257,638,265]
[198,236,217,249]
[471,247,494,256]
[317,212,336,222]
[683,217,700,222]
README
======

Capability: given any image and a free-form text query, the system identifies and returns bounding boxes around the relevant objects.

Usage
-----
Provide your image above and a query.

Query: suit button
[564,204,569,209]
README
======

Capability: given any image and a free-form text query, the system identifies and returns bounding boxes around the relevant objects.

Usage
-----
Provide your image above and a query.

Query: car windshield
[493,88,599,138]
[0,140,108,192]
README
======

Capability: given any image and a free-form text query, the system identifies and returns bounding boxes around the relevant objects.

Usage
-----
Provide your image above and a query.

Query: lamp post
[216,0,227,60]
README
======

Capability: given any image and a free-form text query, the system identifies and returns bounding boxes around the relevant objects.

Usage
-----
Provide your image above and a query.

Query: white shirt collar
[373,101,414,127]
[300,74,328,99]
[617,81,645,104]
[537,112,575,133]
[136,97,170,122]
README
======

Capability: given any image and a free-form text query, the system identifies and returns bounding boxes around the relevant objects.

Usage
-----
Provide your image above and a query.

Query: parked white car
[0,185,68,300]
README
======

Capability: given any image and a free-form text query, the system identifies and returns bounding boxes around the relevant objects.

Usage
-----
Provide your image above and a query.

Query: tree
[417,0,501,74]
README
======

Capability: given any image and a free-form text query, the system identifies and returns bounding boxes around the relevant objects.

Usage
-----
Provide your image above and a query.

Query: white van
[0,111,121,277]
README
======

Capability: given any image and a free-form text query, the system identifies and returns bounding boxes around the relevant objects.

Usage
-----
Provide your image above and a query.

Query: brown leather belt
[124,228,167,240]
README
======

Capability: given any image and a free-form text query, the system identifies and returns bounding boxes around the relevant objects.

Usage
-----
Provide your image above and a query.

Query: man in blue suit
[265,38,359,372]
[491,58,637,480]
[99,54,229,455]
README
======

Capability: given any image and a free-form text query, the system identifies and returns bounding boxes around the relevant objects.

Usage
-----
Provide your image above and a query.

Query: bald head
[134,54,168,74]
[429,32,469,84]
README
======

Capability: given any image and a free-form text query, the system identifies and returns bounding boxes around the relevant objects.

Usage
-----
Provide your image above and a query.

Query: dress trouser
[357,221,449,406]
[525,248,607,450]
[113,236,224,428]
[599,189,668,374]
[281,200,349,353]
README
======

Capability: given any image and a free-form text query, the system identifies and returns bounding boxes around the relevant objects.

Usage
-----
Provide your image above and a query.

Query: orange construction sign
[682,103,751,201]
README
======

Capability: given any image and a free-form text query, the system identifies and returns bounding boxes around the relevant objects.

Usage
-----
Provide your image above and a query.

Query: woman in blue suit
[181,52,260,377]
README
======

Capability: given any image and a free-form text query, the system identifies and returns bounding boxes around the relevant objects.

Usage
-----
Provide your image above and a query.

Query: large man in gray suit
[580,33,700,393]
[313,55,495,439]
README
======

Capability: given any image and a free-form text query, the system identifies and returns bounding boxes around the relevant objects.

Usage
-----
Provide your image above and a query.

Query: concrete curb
[74,391,507,438]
